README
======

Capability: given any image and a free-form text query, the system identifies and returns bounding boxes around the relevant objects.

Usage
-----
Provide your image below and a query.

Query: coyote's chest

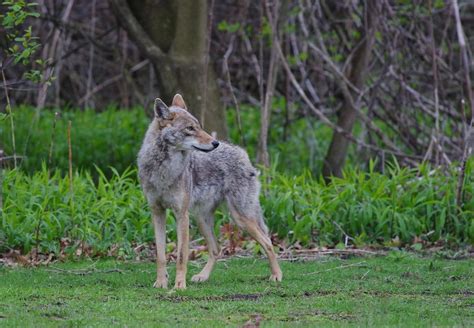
[138,148,191,210]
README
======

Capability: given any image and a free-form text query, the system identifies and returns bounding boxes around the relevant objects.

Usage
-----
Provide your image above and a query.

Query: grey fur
[138,96,282,289]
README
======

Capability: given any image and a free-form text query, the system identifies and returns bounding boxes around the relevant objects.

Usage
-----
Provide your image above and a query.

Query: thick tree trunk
[322,0,380,179]
[110,0,227,138]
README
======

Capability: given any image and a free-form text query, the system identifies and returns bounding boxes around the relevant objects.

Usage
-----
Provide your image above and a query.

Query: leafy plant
[1,159,472,257]
[1,106,150,176]
[4,104,338,176]
[260,159,474,247]
[1,0,42,80]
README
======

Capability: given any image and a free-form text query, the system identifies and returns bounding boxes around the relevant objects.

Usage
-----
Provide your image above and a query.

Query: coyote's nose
[212,140,220,148]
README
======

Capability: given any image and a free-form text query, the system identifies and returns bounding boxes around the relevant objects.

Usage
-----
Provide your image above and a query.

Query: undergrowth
[1,159,472,257]
[2,104,339,176]
[1,106,149,175]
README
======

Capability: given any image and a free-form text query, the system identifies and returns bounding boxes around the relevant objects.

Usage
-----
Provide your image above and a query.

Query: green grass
[0,255,472,327]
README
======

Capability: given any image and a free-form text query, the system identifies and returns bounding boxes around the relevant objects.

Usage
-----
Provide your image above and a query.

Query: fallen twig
[293,248,381,256]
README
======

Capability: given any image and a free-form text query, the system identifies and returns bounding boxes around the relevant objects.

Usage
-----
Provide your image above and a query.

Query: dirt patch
[155,290,340,303]
[283,309,355,322]
[41,312,66,320]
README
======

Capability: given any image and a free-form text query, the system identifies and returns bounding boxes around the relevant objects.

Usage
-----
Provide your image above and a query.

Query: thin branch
[78,60,148,105]
[222,35,245,146]
[108,0,165,62]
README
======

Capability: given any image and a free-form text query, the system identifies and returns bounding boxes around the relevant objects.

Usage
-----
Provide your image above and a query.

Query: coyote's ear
[172,94,187,110]
[154,98,171,119]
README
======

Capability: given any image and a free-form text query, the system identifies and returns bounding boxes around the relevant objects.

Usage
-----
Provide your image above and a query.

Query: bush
[2,103,343,176]
[262,159,474,247]
[1,106,149,175]
[0,166,153,256]
[1,160,472,256]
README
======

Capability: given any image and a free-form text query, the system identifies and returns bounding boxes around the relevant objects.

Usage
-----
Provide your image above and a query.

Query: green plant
[1,159,472,257]
[260,158,474,247]
[1,106,149,175]
[4,103,337,176]
[1,1,40,68]
[1,166,152,255]
[1,0,42,169]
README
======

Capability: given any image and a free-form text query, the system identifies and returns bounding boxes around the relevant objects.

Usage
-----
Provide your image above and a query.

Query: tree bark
[109,0,227,138]
[322,0,380,179]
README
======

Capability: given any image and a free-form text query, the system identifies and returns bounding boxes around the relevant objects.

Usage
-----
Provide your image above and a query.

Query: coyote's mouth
[192,145,215,152]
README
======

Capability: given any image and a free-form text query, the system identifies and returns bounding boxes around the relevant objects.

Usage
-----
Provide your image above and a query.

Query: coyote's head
[153,94,219,152]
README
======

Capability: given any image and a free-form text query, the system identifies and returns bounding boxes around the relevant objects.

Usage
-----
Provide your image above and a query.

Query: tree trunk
[109,0,227,138]
[322,0,380,179]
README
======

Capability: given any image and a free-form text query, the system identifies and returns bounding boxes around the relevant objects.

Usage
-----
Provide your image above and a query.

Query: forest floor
[0,254,472,327]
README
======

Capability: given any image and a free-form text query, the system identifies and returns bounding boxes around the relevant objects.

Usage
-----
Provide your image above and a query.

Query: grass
[0,254,472,327]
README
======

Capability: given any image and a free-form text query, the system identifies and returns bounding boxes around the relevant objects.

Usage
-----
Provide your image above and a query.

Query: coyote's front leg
[152,205,168,288]
[174,209,190,289]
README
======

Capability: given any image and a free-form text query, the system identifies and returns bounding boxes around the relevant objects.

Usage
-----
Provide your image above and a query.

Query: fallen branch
[293,249,381,256]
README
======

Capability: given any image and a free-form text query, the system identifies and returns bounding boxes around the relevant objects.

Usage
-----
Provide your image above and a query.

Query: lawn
[0,254,472,327]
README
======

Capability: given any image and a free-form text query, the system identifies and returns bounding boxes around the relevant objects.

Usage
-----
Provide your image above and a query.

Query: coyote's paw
[174,279,187,290]
[191,273,209,283]
[269,272,283,282]
[153,278,168,289]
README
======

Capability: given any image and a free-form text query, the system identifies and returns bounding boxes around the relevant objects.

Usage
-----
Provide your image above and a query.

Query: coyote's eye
[186,126,195,132]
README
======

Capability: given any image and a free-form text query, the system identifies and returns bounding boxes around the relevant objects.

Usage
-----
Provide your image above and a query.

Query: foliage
[1,160,472,256]
[1,106,149,175]
[0,0,43,82]
[0,257,472,326]
[3,104,340,176]
[262,159,474,247]
[0,166,153,256]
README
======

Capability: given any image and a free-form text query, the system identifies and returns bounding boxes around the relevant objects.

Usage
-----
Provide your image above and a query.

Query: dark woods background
[1,0,474,178]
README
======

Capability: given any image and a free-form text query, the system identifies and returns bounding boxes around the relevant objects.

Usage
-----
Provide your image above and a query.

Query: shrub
[2,104,341,176]
[262,160,474,246]
[1,160,472,256]
[1,106,149,175]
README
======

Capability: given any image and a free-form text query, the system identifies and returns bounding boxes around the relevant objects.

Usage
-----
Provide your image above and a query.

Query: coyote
[138,94,282,289]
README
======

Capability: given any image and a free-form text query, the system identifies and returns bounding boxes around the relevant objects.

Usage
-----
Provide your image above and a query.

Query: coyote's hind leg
[192,211,220,283]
